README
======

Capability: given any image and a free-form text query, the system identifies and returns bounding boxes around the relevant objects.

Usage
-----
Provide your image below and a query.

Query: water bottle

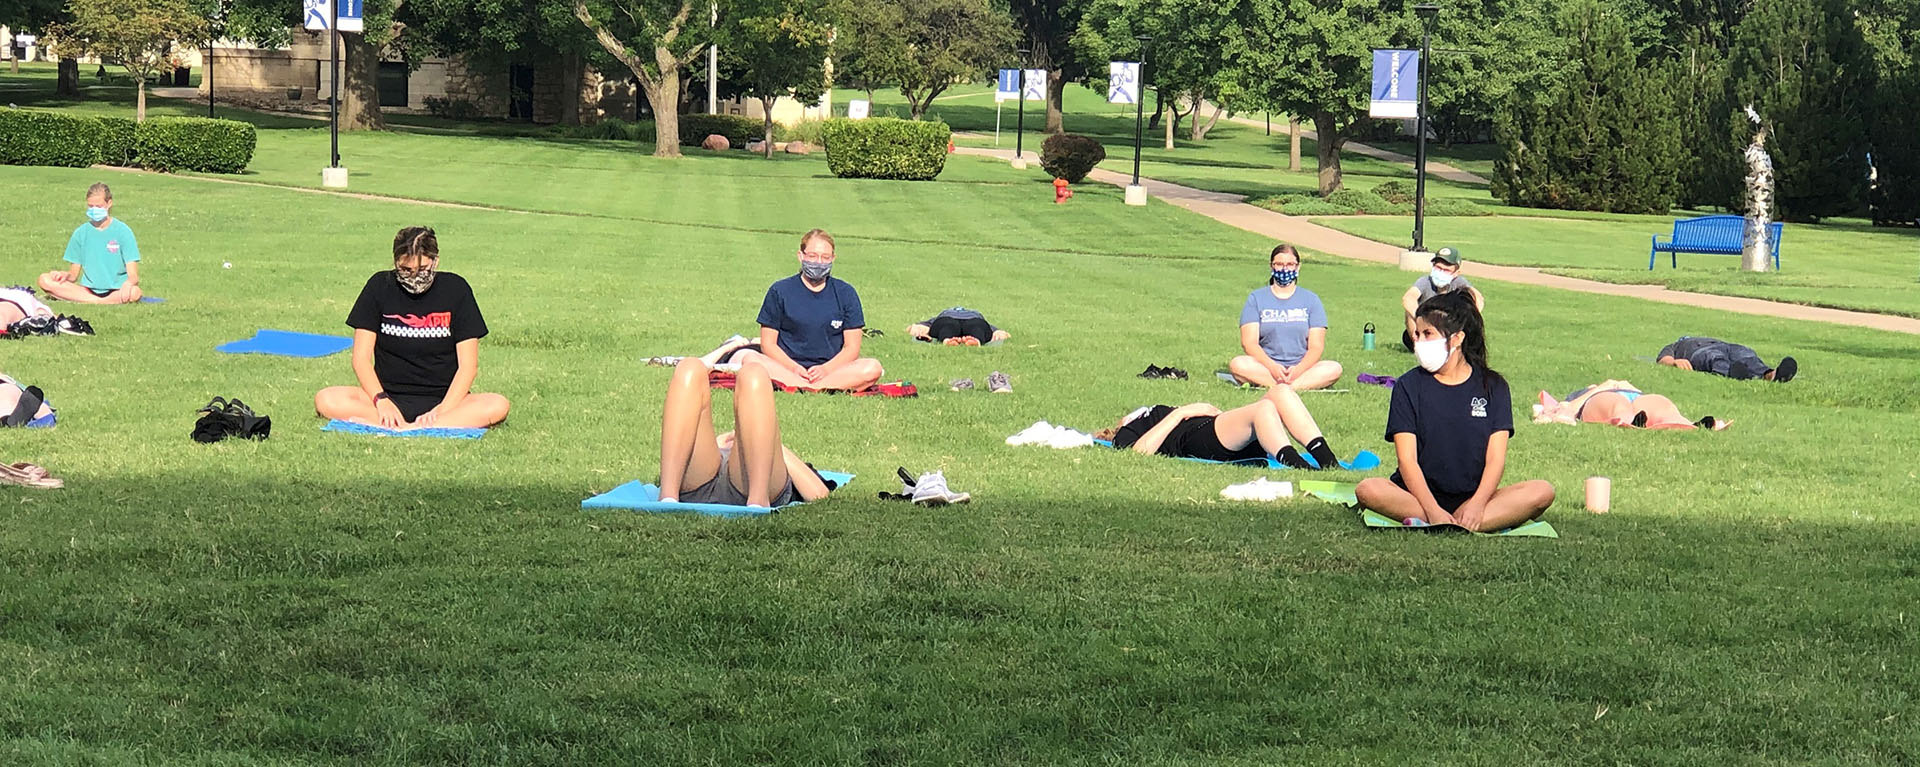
[1362,322,1376,351]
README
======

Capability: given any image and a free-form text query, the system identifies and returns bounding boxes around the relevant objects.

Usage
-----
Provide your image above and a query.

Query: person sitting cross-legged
[314,226,510,430]
[728,228,884,391]
[1227,244,1343,390]
[40,183,144,304]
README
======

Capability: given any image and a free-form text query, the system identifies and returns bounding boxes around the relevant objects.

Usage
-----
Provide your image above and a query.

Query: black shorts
[926,316,995,344]
[1169,416,1266,463]
[88,287,115,298]
[1391,472,1473,513]
[388,392,443,422]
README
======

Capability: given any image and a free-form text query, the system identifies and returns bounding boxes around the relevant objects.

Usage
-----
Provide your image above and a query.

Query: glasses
[799,250,834,261]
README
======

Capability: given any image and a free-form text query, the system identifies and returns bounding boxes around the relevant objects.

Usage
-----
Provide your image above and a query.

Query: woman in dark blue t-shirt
[1356,293,1554,531]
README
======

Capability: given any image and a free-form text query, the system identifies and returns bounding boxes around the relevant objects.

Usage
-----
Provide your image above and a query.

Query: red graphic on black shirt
[383,312,452,328]
[379,311,454,339]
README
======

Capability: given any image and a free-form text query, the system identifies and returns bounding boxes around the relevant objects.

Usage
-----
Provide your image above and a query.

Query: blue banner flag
[996,69,1020,102]
[1369,49,1419,119]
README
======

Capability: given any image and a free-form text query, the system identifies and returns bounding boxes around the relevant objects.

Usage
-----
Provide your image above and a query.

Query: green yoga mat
[1295,480,1560,538]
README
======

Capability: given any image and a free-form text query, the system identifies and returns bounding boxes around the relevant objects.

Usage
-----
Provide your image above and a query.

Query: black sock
[1273,446,1314,469]
[1305,437,1338,469]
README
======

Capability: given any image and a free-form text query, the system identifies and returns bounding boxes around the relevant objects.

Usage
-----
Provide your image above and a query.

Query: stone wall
[441,55,509,118]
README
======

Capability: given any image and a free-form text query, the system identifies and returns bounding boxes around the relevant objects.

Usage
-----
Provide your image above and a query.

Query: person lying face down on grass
[1227,244,1344,391]
[1657,336,1796,383]
[1357,292,1555,531]
[1532,381,1731,430]
[907,307,1010,346]
[656,358,834,508]
[1400,246,1483,351]
[314,226,511,431]
[728,229,885,391]
[1094,385,1344,470]
[39,183,144,304]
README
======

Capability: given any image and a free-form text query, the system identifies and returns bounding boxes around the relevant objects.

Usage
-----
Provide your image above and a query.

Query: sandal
[1,462,62,489]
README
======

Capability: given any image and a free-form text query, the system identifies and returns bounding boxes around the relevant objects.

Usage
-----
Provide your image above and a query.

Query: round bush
[1325,188,1410,214]
[1370,180,1414,205]
[677,114,764,147]
[98,116,139,167]
[0,109,105,168]
[820,118,950,181]
[1040,133,1106,183]
[134,117,256,174]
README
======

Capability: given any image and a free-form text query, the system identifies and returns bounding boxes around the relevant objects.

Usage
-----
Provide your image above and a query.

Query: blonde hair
[800,228,835,253]
[86,183,112,202]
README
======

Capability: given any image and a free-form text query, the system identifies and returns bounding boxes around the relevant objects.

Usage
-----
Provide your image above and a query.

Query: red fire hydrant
[1053,177,1073,204]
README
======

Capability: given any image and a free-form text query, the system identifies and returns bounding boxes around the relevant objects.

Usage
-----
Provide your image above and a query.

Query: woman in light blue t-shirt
[1227,244,1343,391]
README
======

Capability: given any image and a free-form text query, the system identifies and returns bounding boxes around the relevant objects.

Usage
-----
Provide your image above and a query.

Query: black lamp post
[1014,48,1031,162]
[1412,3,1438,251]
[207,1,225,118]
[1131,35,1150,188]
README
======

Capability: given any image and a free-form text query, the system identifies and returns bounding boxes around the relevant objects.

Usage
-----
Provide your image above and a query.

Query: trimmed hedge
[1040,133,1105,183]
[1370,180,1414,205]
[678,114,764,147]
[820,118,950,181]
[98,116,139,167]
[134,117,256,173]
[0,109,105,167]
[1324,188,1408,214]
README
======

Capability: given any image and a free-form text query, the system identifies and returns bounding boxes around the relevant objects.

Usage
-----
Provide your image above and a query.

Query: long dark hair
[1414,291,1503,390]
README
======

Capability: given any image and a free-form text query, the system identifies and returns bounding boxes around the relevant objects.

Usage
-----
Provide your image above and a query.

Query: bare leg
[1357,477,1426,522]
[1210,399,1290,456]
[1469,480,1556,531]
[315,386,379,422]
[659,358,724,502]
[728,349,810,388]
[699,335,756,366]
[1576,392,1636,426]
[0,304,24,326]
[37,273,110,303]
[1283,360,1344,391]
[1627,394,1696,430]
[726,362,791,507]
[1228,355,1278,387]
[422,393,510,429]
[1262,385,1326,444]
[809,358,884,390]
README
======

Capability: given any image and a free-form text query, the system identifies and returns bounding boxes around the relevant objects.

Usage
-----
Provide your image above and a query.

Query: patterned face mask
[395,265,437,295]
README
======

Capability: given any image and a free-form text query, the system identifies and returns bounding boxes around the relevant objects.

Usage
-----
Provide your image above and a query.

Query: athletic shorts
[679,445,798,507]
[1392,472,1474,513]
[388,392,444,422]
[88,287,115,298]
[926,316,995,345]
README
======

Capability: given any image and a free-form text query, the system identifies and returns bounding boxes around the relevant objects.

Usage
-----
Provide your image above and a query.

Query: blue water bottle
[1363,322,1376,351]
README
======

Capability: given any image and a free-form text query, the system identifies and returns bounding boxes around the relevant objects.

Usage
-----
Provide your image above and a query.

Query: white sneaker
[1007,420,1056,446]
[910,471,971,505]
[1221,477,1294,502]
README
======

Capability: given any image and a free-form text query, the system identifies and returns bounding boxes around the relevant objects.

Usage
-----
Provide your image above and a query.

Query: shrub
[1325,188,1410,214]
[774,119,827,146]
[1424,197,1492,216]
[551,118,655,142]
[677,114,764,147]
[1040,133,1106,183]
[1371,180,1414,205]
[97,116,138,167]
[134,117,256,173]
[423,96,484,121]
[0,109,105,167]
[1253,195,1357,216]
[820,118,950,181]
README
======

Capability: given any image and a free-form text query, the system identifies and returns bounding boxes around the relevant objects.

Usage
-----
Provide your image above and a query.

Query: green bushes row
[0,109,256,173]
[1251,182,1492,217]
[819,118,949,181]
[678,114,765,147]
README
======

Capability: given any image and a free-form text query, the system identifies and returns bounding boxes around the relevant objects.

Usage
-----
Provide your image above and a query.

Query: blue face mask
[1270,268,1298,286]
[86,206,109,223]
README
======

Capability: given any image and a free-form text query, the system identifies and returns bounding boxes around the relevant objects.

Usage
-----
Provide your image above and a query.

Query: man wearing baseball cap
[1400,246,1485,351]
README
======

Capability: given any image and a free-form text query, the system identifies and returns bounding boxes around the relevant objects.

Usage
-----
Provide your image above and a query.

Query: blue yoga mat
[322,419,488,439]
[217,330,353,358]
[140,296,164,303]
[582,471,855,517]
[1093,439,1381,471]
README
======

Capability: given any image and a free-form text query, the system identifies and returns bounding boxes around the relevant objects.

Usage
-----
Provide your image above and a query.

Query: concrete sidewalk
[957,145,1920,335]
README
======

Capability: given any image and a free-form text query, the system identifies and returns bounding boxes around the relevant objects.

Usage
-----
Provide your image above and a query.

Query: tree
[1073,0,1255,142]
[571,0,721,157]
[53,0,208,121]
[1725,0,1876,221]
[1008,0,1089,133]
[1242,0,1421,195]
[221,0,390,129]
[1490,0,1685,214]
[889,0,1014,119]
[5,0,81,93]
[1861,0,1920,225]
[397,0,606,126]
[827,0,907,99]
[727,0,832,156]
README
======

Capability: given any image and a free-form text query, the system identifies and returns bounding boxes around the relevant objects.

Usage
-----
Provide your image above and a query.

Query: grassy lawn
[1,67,1918,764]
[1319,214,1920,318]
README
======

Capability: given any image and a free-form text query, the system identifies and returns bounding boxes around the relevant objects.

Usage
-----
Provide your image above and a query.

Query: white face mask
[1429,268,1455,288]
[1414,338,1452,372]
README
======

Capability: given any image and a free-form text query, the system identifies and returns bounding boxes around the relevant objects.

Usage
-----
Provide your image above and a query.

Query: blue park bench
[1648,214,1783,270]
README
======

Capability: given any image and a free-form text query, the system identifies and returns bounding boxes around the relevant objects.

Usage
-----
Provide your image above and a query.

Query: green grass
[1318,214,1920,318]
[1,67,1918,764]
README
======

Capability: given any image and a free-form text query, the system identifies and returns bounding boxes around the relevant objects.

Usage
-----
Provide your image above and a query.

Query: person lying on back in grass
[1094,386,1345,470]
[0,286,54,327]
[728,228,885,391]
[1657,336,1796,383]
[907,307,1010,346]
[39,183,144,304]
[314,226,511,430]
[1357,292,1555,531]
[1399,247,1483,351]
[1227,244,1343,391]
[655,358,835,508]
[1532,381,1731,430]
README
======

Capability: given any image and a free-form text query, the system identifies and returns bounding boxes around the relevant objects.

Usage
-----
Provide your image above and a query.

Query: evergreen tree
[1491,0,1684,214]
[1726,0,1876,221]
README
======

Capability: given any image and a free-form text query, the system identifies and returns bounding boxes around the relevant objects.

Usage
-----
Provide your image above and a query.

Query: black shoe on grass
[1771,356,1797,383]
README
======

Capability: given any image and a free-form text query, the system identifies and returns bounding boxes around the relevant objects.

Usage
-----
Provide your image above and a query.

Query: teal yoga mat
[581,471,855,517]
[1093,439,1381,471]
[322,419,488,439]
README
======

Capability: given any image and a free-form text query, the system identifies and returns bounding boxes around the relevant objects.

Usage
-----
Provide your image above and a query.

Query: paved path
[1219,113,1490,186]
[957,145,1920,335]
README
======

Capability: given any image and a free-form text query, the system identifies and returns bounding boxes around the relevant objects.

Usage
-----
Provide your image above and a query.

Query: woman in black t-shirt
[1356,293,1553,531]
[314,227,511,430]
[657,358,834,508]
[1096,386,1345,469]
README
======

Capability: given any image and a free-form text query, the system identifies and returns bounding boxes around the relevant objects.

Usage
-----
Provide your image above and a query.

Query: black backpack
[193,397,271,443]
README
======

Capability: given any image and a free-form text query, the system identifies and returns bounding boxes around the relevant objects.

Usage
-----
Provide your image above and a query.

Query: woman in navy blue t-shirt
[1356,293,1554,531]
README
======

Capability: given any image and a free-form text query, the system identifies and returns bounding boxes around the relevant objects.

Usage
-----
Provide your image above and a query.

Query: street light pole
[1412,3,1438,252]
[1131,35,1149,187]
[1014,47,1030,166]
